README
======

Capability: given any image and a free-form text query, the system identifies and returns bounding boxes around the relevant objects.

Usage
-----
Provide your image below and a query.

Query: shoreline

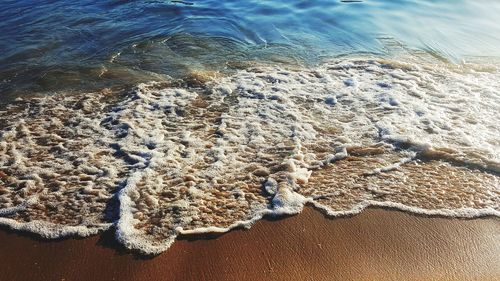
[0,207,498,281]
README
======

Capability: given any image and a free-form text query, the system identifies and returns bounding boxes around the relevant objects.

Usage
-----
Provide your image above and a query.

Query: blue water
[1,0,500,97]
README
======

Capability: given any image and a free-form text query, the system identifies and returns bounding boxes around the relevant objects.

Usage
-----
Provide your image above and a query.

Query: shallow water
[1,57,499,254]
[0,1,499,254]
[2,0,500,98]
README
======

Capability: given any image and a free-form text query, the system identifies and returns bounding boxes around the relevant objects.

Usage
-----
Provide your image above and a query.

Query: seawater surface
[0,0,499,254]
[2,0,500,98]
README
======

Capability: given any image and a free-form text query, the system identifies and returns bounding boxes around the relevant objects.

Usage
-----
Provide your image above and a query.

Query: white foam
[309,199,500,219]
[1,56,499,254]
[0,217,111,238]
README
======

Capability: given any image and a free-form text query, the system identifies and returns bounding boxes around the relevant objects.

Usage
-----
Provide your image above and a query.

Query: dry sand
[0,207,499,281]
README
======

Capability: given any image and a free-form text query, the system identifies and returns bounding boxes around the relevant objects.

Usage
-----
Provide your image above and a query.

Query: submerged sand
[0,207,498,281]
[1,58,499,254]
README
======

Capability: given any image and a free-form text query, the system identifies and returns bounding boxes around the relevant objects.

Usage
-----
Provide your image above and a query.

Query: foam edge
[308,198,500,219]
[0,217,111,238]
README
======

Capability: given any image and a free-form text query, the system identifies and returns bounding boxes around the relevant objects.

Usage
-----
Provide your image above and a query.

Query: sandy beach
[0,207,498,281]
[2,1,500,281]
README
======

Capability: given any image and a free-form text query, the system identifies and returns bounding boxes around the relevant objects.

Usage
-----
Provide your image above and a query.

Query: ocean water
[2,0,500,99]
[0,0,499,254]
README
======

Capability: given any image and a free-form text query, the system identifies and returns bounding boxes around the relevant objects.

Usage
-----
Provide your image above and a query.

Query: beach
[1,207,498,281]
[1,1,500,280]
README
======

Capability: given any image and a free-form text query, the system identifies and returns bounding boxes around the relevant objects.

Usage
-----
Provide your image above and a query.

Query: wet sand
[0,207,499,281]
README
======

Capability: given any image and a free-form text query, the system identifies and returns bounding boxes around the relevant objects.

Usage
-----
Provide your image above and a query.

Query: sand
[0,207,499,281]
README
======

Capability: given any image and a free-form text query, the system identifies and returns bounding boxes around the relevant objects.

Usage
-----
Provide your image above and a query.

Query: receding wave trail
[0,57,499,254]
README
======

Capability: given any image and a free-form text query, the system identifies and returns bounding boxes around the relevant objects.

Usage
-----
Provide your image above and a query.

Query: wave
[1,57,499,254]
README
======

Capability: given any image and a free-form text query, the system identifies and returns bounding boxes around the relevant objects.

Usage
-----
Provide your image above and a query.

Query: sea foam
[0,57,499,254]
